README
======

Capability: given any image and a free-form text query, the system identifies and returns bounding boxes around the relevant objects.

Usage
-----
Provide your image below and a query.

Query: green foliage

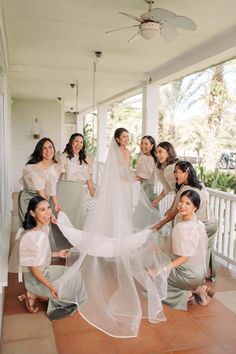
[197,166,236,193]
[83,122,97,156]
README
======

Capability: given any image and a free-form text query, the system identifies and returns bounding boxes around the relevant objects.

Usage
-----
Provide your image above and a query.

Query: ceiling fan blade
[119,11,142,23]
[160,20,177,41]
[128,31,140,43]
[172,16,197,31]
[105,25,139,34]
[149,7,176,21]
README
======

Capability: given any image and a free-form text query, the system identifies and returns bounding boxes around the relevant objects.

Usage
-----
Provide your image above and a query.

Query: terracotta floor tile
[110,321,170,354]
[172,343,230,354]
[55,331,117,354]
[221,339,236,354]
[194,313,236,343]
[52,312,93,336]
[163,304,193,321]
[151,318,215,351]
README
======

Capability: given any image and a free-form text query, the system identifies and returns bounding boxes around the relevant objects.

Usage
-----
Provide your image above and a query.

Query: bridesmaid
[57,133,95,229]
[136,135,158,202]
[149,190,214,311]
[153,161,218,279]
[18,137,61,224]
[152,141,178,213]
[133,136,161,229]
[18,138,71,250]
[15,196,87,320]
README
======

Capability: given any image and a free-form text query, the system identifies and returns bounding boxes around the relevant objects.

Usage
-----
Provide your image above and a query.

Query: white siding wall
[11,99,62,191]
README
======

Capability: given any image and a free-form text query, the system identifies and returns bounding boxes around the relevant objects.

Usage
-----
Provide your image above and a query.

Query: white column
[76,112,84,134]
[142,83,160,139]
[97,104,108,162]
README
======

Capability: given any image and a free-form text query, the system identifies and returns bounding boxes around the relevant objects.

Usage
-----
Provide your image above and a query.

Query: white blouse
[58,153,93,182]
[19,227,51,272]
[21,163,60,197]
[136,154,157,185]
[156,163,176,195]
[173,184,210,222]
[172,214,207,270]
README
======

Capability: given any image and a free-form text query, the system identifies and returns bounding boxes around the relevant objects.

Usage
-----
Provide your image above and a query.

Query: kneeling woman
[149,190,214,311]
[16,196,87,319]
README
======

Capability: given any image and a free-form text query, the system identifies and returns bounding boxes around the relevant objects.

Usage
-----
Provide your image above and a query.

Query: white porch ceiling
[4,0,236,112]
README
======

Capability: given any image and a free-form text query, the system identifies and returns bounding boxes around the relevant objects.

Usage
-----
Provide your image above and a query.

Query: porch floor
[1,261,236,354]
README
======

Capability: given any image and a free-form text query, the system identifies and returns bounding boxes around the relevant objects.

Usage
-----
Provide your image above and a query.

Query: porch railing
[95,161,236,266]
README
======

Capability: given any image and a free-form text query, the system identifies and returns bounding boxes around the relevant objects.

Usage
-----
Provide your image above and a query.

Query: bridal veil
[55,138,169,338]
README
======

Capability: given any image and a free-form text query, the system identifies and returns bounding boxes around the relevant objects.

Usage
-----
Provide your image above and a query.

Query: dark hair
[63,133,87,164]
[27,138,57,164]
[156,141,178,168]
[175,161,202,190]
[141,135,157,164]
[180,189,201,211]
[22,196,48,230]
[114,128,129,146]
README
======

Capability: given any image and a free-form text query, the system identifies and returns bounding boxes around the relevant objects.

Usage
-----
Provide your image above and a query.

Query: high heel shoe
[18,292,39,314]
[192,285,215,306]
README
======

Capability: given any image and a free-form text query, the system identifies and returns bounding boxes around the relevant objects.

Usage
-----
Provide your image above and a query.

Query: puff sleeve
[172,221,200,257]
[19,230,51,267]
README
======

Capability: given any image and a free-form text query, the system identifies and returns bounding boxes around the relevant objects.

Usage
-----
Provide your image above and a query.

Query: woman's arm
[170,256,189,269]
[30,266,58,299]
[52,249,71,258]
[152,208,178,231]
[37,189,47,199]
[51,195,62,212]
[152,190,166,207]
[87,177,95,197]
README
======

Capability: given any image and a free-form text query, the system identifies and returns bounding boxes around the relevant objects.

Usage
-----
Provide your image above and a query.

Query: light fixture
[92,51,103,115]
[70,81,79,114]
[140,22,159,39]
[32,118,41,139]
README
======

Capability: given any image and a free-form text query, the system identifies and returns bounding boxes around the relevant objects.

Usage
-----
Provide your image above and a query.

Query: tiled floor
[2,262,236,354]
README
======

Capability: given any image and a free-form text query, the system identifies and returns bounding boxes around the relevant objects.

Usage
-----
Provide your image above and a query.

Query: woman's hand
[50,286,58,299]
[136,176,142,182]
[54,204,62,213]
[164,208,172,217]
[151,223,162,231]
[151,198,159,208]
[50,214,57,224]
[147,263,172,278]
[58,249,71,258]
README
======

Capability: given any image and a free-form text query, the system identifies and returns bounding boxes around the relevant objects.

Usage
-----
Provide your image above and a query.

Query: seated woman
[133,135,161,229]
[57,133,95,229]
[153,161,218,279]
[10,195,87,320]
[149,190,214,311]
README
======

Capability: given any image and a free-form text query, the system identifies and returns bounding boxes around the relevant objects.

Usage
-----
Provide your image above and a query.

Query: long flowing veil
[55,138,170,338]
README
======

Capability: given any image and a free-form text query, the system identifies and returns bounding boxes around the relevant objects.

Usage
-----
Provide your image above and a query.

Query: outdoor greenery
[159,58,236,171]
[85,59,236,194]
[197,166,236,193]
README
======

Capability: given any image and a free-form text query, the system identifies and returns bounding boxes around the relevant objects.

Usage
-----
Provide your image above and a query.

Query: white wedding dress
[55,139,169,338]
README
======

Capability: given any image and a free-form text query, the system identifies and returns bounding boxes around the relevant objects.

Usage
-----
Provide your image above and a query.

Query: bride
[54,128,169,338]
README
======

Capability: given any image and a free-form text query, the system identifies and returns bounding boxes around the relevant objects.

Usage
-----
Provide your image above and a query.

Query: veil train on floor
[55,138,170,338]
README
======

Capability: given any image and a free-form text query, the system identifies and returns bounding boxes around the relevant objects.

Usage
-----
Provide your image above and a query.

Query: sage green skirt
[133,182,162,230]
[23,265,87,320]
[57,180,92,230]
[162,263,205,311]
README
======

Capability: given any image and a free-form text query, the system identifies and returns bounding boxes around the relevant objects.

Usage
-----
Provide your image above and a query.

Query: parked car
[217,152,236,169]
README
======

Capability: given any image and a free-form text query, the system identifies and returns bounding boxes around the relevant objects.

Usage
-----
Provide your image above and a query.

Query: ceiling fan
[105,0,196,42]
